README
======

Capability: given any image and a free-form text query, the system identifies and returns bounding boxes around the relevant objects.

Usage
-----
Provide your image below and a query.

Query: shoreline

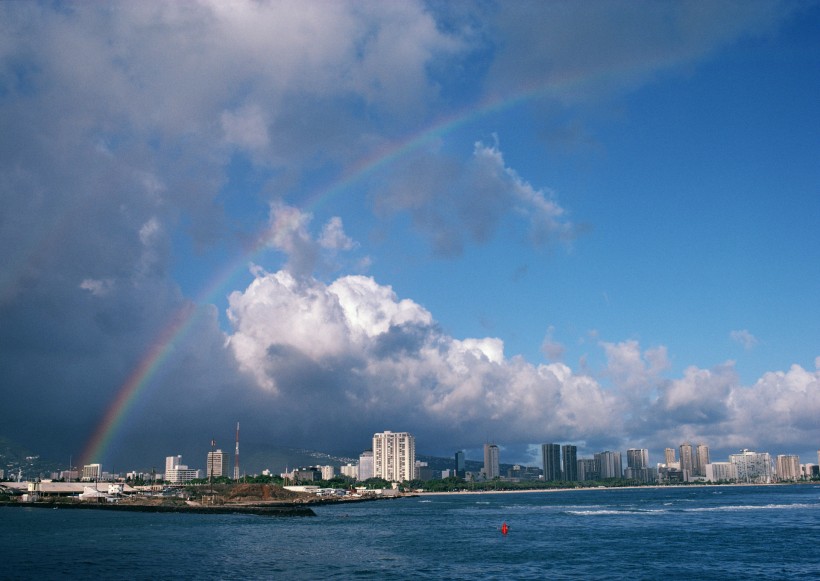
[414,481,805,497]
[0,500,316,516]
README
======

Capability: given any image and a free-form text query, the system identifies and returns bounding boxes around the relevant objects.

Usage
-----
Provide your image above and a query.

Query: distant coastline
[414,481,808,497]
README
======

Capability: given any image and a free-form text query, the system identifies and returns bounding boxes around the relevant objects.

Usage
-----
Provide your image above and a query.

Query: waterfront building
[206,449,227,479]
[358,451,374,480]
[320,465,335,480]
[340,463,358,479]
[627,449,649,470]
[164,455,199,484]
[577,458,599,481]
[595,451,623,479]
[775,455,800,482]
[625,449,651,483]
[664,448,677,464]
[455,450,466,478]
[541,443,562,481]
[483,443,500,480]
[562,445,578,481]
[705,462,737,482]
[657,464,685,483]
[372,431,415,482]
[694,444,710,477]
[679,443,694,478]
[81,464,102,481]
[729,450,773,484]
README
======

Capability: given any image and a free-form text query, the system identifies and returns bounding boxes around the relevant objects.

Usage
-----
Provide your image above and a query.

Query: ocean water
[2,484,819,580]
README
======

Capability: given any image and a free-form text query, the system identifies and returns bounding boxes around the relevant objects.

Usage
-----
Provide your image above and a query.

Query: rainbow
[79,74,592,467]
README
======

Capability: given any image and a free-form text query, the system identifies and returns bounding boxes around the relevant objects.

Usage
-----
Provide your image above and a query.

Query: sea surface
[2,484,819,580]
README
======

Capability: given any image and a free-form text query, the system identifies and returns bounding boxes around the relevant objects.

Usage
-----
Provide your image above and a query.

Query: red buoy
[501,522,509,535]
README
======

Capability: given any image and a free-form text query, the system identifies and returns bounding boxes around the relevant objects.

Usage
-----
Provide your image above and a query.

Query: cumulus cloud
[263,204,362,278]
[225,268,625,450]
[225,270,819,459]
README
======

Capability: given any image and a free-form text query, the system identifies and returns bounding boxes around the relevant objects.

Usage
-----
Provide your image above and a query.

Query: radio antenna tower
[233,422,240,481]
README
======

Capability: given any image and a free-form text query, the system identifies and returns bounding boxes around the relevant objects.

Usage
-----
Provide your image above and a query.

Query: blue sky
[1,1,818,470]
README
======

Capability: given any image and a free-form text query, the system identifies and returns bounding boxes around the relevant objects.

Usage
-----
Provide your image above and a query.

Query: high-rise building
[625,449,652,483]
[166,455,182,476]
[207,449,227,479]
[577,458,599,481]
[358,450,374,481]
[340,464,358,479]
[775,455,800,481]
[562,445,578,481]
[627,449,649,469]
[483,443,500,480]
[694,443,710,477]
[664,448,677,464]
[372,431,415,482]
[81,463,102,481]
[164,455,199,484]
[679,443,694,477]
[705,462,737,482]
[729,450,773,484]
[595,451,623,479]
[233,422,240,481]
[455,450,466,478]
[541,443,562,481]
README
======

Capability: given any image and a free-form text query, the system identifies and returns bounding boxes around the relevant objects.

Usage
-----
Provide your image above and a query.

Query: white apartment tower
[81,463,102,481]
[207,449,227,479]
[729,450,773,484]
[165,455,198,484]
[372,431,415,482]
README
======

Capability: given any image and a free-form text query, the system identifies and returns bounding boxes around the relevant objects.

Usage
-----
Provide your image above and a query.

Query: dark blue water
[2,485,819,579]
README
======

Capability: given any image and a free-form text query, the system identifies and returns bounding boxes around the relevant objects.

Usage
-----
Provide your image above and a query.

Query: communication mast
[233,422,240,481]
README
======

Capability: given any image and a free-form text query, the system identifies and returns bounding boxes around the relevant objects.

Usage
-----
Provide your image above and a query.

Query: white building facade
[206,449,227,478]
[729,450,773,484]
[776,454,800,481]
[373,431,415,482]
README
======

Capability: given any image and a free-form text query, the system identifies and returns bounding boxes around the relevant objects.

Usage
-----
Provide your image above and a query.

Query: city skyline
[0,2,818,469]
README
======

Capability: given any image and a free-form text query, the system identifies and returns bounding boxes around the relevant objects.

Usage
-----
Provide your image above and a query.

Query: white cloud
[79,278,114,297]
[226,270,820,457]
[264,204,362,278]
[730,329,759,350]
[226,268,626,445]
[319,217,356,252]
[540,326,565,361]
